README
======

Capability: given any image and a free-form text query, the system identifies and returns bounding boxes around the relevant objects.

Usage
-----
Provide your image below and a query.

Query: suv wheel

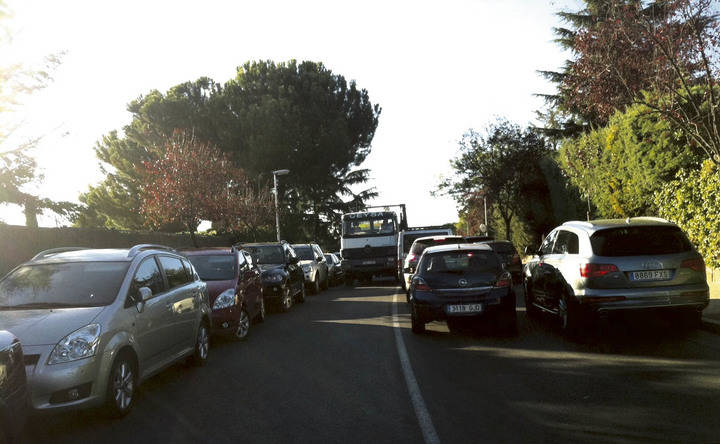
[410,302,425,334]
[191,322,210,366]
[311,275,320,294]
[234,308,250,340]
[105,353,136,417]
[296,283,306,303]
[558,294,581,337]
[255,296,266,323]
[280,286,293,312]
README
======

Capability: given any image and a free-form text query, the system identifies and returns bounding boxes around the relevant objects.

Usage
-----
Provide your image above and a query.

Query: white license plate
[446,304,483,314]
[362,260,375,265]
[631,270,672,281]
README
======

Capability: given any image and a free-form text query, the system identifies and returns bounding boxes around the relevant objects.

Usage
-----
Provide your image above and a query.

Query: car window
[180,258,196,281]
[159,256,191,289]
[324,254,334,264]
[131,258,164,298]
[590,226,692,256]
[0,262,130,308]
[245,245,285,264]
[410,237,465,255]
[419,251,499,276]
[540,231,558,255]
[553,231,570,254]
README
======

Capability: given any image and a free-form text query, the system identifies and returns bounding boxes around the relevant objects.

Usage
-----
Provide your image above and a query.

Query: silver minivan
[524,218,709,335]
[0,244,212,416]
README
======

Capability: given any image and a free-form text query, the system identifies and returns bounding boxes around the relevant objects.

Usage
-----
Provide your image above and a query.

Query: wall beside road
[0,224,234,277]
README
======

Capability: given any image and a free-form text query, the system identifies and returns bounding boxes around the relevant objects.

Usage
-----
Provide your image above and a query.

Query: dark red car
[182,247,264,340]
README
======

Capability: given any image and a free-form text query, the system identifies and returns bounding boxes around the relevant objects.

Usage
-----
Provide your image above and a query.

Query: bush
[657,160,720,269]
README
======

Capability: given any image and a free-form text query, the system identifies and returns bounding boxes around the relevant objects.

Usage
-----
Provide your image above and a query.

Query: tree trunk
[23,198,39,228]
[188,224,198,247]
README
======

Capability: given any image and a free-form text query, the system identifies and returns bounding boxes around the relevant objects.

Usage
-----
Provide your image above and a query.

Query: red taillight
[681,257,705,273]
[414,279,431,291]
[407,254,417,263]
[496,274,511,287]
[580,263,619,278]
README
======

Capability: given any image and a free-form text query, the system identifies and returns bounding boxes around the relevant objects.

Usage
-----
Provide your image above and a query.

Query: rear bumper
[413,288,515,322]
[575,283,709,313]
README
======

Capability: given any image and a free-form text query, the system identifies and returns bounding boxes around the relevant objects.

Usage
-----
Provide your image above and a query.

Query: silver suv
[523,218,709,335]
[0,244,212,416]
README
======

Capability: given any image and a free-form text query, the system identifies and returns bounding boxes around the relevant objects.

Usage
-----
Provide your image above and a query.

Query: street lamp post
[272,169,290,242]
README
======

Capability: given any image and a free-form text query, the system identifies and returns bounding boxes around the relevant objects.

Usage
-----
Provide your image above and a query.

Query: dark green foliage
[76,61,381,246]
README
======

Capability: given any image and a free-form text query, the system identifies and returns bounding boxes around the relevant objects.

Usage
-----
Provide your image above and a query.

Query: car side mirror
[316,256,322,263]
[136,286,152,312]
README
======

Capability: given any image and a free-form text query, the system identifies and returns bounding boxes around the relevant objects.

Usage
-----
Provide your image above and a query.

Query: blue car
[408,244,516,334]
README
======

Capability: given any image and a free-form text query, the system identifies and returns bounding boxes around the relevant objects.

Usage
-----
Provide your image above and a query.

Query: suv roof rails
[562,220,594,228]
[127,244,176,258]
[31,247,92,261]
[627,216,670,224]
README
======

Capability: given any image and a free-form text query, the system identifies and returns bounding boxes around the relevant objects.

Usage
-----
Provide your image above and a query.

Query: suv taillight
[681,257,705,272]
[407,253,417,264]
[580,263,619,278]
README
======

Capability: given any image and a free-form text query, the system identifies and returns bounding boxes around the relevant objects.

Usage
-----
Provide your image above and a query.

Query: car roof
[423,243,493,254]
[561,217,676,235]
[243,242,283,247]
[414,234,465,242]
[180,247,236,256]
[29,248,135,264]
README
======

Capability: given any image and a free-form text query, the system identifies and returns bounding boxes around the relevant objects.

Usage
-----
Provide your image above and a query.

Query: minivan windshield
[0,262,130,308]
[245,246,284,264]
[591,226,693,256]
[187,255,236,281]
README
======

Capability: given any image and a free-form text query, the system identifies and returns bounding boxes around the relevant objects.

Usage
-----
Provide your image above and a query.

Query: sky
[0,0,580,228]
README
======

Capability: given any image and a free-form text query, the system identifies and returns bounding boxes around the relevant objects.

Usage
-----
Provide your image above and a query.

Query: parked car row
[0,240,337,427]
[404,218,710,338]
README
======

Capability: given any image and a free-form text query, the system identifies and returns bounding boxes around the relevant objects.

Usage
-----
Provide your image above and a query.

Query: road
[22,283,720,443]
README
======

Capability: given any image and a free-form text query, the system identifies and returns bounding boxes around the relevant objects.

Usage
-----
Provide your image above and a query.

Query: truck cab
[340,211,399,284]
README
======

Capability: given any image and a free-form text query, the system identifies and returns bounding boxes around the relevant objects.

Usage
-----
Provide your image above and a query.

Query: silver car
[523,218,709,335]
[0,244,212,416]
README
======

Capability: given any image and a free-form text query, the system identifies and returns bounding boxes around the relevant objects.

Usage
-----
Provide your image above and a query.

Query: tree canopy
[76,60,381,244]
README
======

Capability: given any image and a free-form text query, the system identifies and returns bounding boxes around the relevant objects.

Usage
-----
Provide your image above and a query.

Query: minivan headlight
[213,289,237,310]
[48,324,101,365]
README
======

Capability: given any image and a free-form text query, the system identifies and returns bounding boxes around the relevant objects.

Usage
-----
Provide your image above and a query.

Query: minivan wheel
[191,322,210,366]
[234,308,250,340]
[105,354,136,418]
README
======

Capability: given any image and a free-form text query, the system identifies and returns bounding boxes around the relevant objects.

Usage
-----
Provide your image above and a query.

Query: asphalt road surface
[21,282,720,443]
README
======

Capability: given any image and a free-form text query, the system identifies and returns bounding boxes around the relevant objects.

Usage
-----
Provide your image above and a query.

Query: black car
[478,240,522,283]
[324,253,344,286]
[408,243,516,335]
[242,242,305,312]
[0,330,28,443]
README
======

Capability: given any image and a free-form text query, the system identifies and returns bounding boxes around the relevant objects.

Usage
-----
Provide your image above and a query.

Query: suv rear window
[410,237,466,255]
[0,262,129,308]
[590,226,693,257]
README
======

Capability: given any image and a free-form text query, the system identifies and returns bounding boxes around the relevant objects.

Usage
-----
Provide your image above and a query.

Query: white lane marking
[392,292,441,444]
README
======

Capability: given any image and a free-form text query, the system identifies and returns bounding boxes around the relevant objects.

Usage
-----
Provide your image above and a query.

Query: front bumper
[23,344,109,411]
[262,283,286,302]
[576,283,709,314]
[211,305,242,335]
[413,287,514,322]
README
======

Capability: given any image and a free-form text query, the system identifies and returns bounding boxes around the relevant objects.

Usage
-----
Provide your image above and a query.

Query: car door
[127,256,171,371]
[242,251,263,316]
[531,230,559,309]
[543,230,574,311]
[158,255,198,352]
